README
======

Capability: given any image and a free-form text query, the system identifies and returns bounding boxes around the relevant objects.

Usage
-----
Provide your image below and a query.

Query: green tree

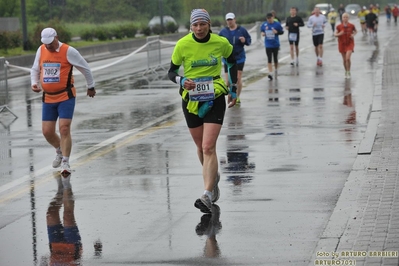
[0,0,19,17]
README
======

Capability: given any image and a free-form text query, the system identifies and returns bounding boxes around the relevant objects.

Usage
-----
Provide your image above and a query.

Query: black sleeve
[298,17,305,27]
[167,61,180,84]
[226,52,237,86]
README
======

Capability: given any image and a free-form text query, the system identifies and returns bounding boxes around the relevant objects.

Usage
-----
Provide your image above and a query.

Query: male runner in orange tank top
[31,28,96,177]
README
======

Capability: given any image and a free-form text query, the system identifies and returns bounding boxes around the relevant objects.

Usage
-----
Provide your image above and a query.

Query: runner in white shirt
[307,7,327,66]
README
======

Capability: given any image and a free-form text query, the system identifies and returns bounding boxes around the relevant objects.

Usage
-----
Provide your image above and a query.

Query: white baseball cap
[225,12,235,20]
[41,28,57,44]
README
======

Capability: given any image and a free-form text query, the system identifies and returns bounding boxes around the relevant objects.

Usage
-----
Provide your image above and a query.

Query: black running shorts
[224,62,245,73]
[265,47,279,64]
[182,95,226,128]
[312,34,324,46]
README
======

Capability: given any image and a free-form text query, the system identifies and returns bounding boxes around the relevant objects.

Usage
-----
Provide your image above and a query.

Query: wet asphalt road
[0,17,394,265]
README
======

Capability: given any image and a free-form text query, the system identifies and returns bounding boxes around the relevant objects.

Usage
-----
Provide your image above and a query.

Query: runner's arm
[307,17,313,28]
[225,52,237,86]
[298,18,305,27]
[67,46,95,88]
[30,47,41,86]
[167,62,182,84]
[244,28,252,45]
[276,24,284,35]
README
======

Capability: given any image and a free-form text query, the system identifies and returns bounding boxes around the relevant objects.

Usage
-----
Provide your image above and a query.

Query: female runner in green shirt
[168,8,238,214]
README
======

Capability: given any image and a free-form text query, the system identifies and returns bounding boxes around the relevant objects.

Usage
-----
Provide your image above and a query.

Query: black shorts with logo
[182,95,226,128]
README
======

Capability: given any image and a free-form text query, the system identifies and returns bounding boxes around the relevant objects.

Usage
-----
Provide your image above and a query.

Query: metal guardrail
[142,36,168,82]
[0,57,18,119]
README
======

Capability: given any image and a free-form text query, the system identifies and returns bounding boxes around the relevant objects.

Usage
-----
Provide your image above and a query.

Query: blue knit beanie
[190,9,211,26]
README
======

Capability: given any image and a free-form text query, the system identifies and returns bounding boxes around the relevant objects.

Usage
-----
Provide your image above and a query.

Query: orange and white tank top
[40,44,76,103]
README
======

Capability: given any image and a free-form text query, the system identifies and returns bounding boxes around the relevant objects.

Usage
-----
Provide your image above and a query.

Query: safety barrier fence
[2,23,260,115]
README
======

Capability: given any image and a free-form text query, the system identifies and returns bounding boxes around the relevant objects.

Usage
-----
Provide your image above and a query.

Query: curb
[307,34,395,265]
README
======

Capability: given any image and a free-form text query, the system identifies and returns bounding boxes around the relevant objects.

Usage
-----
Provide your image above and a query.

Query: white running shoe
[194,194,212,213]
[60,161,71,177]
[211,173,220,203]
[52,153,63,168]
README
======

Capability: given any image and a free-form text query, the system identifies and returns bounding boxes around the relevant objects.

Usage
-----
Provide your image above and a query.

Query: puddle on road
[268,167,297,172]
[221,115,256,187]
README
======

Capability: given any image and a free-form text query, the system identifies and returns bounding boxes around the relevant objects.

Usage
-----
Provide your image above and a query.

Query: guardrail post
[0,57,18,118]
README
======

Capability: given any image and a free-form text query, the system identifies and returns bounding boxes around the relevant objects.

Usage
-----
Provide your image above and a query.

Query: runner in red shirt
[393,4,399,24]
[334,13,357,79]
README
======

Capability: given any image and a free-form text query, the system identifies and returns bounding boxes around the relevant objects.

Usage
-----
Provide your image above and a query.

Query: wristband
[88,87,95,91]
[230,84,237,93]
[180,77,187,87]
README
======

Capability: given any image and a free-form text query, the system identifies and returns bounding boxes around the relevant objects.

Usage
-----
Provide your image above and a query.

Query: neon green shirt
[358,10,369,23]
[172,33,232,81]
[328,11,338,24]
[171,33,233,114]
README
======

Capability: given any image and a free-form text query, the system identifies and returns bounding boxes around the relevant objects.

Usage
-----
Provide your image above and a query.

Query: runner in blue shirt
[219,12,251,104]
[260,13,284,80]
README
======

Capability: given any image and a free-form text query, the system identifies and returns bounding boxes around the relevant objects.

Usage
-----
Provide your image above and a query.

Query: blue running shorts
[42,98,76,121]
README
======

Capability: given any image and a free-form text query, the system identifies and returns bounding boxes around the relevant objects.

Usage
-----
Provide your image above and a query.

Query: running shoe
[211,172,220,203]
[347,71,351,78]
[60,161,71,177]
[268,74,273,81]
[52,153,63,168]
[194,194,212,213]
[290,61,295,66]
[236,97,241,104]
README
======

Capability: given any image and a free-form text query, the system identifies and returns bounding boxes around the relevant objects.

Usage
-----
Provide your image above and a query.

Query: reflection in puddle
[343,82,356,124]
[225,151,255,185]
[221,109,255,187]
[341,80,356,142]
[195,205,222,258]
[268,88,279,102]
[43,173,83,265]
[313,88,325,101]
[290,65,299,76]
[289,88,301,104]
[76,103,178,132]
[315,66,323,76]
[94,239,103,258]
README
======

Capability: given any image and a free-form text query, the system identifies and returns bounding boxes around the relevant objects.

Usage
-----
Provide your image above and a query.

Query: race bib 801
[189,77,215,101]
